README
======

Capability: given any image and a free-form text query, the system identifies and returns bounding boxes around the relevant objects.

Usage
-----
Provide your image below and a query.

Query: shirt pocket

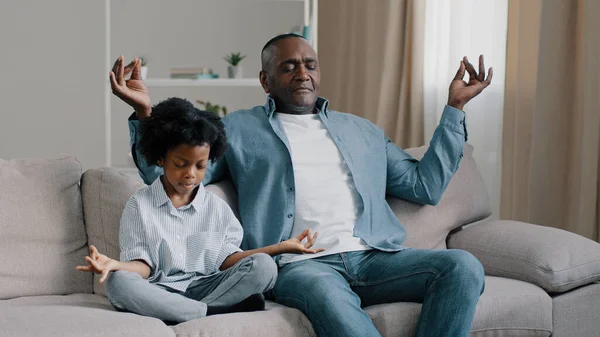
[185,232,223,275]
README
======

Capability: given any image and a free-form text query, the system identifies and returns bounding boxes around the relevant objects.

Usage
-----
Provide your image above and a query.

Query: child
[77,97,324,323]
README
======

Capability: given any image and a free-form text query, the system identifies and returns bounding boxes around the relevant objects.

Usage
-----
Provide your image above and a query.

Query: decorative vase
[227,66,242,79]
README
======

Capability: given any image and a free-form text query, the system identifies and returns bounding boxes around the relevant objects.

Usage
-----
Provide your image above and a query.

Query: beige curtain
[501,0,600,241]
[318,0,425,147]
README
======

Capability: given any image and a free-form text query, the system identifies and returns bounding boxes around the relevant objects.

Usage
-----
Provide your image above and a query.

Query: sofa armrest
[447,220,600,293]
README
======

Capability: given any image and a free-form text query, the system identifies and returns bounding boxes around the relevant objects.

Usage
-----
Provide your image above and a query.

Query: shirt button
[289,187,294,192]
[460,153,464,158]
[460,120,464,124]
[287,214,293,218]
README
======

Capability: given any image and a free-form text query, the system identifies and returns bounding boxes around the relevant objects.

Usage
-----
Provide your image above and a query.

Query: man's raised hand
[447,55,493,111]
[109,55,152,118]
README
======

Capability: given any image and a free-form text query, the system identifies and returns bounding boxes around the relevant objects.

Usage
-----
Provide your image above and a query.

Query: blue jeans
[272,249,485,337]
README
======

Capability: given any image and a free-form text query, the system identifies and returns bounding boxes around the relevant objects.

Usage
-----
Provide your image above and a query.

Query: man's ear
[259,71,270,94]
[157,159,163,168]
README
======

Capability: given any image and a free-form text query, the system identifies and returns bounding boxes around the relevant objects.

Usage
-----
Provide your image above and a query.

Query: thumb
[130,58,142,80]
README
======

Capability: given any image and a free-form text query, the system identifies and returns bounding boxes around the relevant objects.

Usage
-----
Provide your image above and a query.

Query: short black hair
[138,97,227,165]
[261,33,306,71]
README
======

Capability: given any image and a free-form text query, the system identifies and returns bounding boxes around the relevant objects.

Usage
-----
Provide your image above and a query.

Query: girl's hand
[279,229,325,254]
[76,245,119,283]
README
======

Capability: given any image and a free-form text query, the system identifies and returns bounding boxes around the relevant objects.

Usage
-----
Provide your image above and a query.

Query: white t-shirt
[276,112,372,265]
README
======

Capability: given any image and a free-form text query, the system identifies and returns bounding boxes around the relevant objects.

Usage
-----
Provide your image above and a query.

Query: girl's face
[158,143,211,198]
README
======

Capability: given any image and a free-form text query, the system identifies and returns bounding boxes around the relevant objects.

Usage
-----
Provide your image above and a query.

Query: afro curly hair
[138,97,227,166]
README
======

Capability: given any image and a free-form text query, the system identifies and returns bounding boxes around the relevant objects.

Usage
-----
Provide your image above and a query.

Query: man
[111,34,493,336]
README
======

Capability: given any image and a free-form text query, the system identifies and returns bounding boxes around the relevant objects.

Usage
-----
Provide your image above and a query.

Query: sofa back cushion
[0,157,92,299]
[387,144,491,249]
[80,168,145,296]
[80,143,492,297]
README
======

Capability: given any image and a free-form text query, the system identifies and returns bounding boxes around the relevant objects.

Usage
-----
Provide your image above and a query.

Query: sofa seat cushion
[552,281,600,337]
[0,294,174,337]
[363,276,551,337]
[468,276,552,337]
[171,276,551,337]
[171,301,316,337]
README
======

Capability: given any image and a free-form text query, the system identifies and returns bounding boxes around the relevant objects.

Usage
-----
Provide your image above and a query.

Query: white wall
[0,0,304,170]
[0,0,106,170]
[109,0,304,168]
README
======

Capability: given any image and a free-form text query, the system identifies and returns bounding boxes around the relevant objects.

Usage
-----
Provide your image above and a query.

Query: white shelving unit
[105,0,318,171]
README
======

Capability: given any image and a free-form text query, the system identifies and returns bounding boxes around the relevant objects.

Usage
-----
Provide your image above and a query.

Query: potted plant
[139,56,148,80]
[196,100,228,117]
[223,52,246,79]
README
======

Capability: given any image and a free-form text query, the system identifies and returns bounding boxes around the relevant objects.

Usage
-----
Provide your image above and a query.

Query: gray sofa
[1,144,600,337]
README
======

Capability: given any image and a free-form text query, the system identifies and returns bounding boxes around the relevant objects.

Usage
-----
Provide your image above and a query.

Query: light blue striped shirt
[119,177,243,292]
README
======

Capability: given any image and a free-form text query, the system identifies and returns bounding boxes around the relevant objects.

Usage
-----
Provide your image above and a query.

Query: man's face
[261,38,320,112]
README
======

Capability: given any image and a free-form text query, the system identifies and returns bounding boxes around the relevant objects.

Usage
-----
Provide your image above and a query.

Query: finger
[452,59,466,81]
[464,56,477,82]
[117,55,125,86]
[111,56,121,76]
[90,245,99,259]
[76,265,92,271]
[484,67,493,85]
[130,58,141,80]
[305,232,319,248]
[100,270,109,283]
[109,72,123,96]
[304,232,317,248]
[303,248,325,254]
[110,73,125,96]
[478,55,485,82]
[123,58,135,77]
[85,256,102,271]
[296,228,309,241]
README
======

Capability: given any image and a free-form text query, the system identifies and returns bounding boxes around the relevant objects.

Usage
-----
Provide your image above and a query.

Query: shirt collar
[263,96,330,118]
[151,176,206,212]
[190,183,206,212]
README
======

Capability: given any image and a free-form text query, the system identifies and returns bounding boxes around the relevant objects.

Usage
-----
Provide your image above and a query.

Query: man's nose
[295,65,310,80]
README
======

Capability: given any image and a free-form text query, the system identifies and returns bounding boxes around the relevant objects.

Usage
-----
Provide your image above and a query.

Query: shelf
[145,78,262,87]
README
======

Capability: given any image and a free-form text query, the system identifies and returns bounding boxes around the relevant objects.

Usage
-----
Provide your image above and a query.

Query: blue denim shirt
[129,97,467,252]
